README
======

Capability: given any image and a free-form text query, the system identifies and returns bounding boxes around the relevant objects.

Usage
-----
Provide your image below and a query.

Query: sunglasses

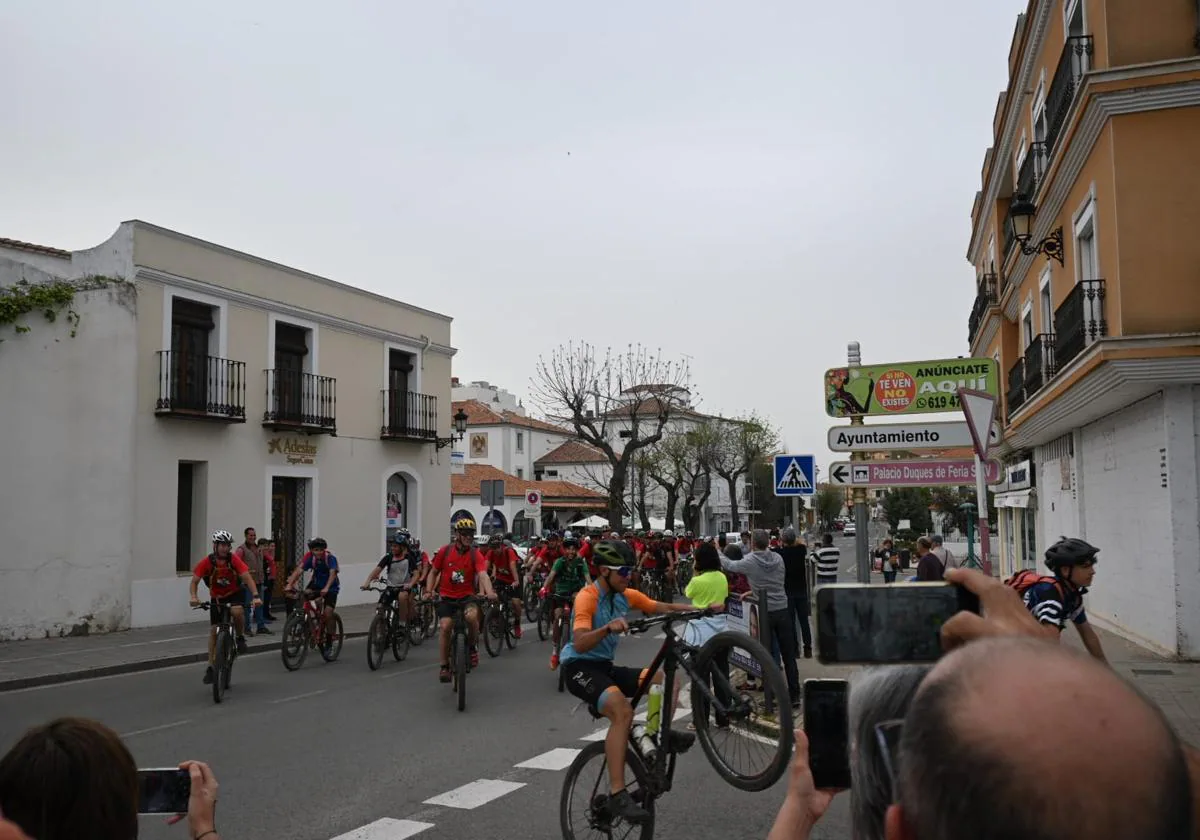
[601,565,633,578]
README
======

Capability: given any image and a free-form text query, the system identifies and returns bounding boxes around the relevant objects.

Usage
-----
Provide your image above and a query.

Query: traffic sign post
[827,458,1002,488]
[773,454,816,497]
[524,489,543,535]
[958,388,999,576]
[827,420,1001,453]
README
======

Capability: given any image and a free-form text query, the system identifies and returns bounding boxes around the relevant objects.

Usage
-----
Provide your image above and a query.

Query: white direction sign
[828,458,1003,488]
[827,421,1001,453]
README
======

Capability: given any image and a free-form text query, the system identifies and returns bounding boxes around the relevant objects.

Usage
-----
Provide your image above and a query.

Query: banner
[824,358,999,418]
[723,597,762,677]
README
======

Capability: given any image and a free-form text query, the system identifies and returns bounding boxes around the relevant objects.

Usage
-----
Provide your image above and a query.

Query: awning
[994,489,1034,508]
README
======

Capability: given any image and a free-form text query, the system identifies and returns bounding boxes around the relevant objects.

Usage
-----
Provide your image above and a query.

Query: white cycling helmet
[211,529,233,544]
[663,529,674,537]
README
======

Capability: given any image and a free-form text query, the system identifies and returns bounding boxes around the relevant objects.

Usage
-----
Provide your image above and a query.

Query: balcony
[155,351,246,422]
[380,390,438,442]
[967,273,999,345]
[1024,333,1057,396]
[1045,36,1094,154]
[1006,357,1026,420]
[263,370,337,435]
[1016,141,1047,202]
[1054,279,1108,369]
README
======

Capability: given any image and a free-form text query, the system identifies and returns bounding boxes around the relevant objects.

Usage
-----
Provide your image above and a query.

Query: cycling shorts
[562,659,651,716]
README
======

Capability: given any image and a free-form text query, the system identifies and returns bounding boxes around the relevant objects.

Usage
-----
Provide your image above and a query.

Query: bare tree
[703,412,781,531]
[680,423,718,534]
[638,432,694,531]
[531,343,692,530]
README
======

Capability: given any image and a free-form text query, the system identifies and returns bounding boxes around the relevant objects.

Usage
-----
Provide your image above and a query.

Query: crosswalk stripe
[423,779,526,810]
[329,818,434,840]
[514,747,580,770]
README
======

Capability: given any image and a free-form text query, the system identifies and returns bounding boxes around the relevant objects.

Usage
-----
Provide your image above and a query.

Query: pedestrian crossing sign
[774,454,816,497]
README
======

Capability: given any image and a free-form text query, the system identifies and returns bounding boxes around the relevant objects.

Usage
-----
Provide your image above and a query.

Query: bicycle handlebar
[626,608,714,634]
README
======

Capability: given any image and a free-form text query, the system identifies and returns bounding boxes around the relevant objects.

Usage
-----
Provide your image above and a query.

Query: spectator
[258,536,278,621]
[0,717,221,840]
[876,537,899,584]
[814,533,840,585]
[914,536,942,581]
[777,526,813,658]
[929,534,958,571]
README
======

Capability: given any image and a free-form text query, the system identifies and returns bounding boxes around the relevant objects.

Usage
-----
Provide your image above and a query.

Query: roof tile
[535,439,608,465]
[452,399,571,435]
[451,463,605,500]
[0,237,71,259]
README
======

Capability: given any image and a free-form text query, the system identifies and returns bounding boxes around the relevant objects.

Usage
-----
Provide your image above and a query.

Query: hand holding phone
[137,768,191,815]
[803,679,851,789]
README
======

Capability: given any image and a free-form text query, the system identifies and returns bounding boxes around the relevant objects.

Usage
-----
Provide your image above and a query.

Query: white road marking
[423,779,526,809]
[515,748,580,771]
[271,689,328,704]
[120,719,191,738]
[635,708,692,723]
[381,662,438,679]
[580,728,607,742]
[329,818,434,840]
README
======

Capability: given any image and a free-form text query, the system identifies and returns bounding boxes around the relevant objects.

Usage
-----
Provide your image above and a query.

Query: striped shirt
[814,546,840,580]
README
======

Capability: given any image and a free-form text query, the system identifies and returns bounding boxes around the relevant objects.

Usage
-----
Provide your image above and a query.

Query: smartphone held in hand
[803,678,851,789]
[816,582,981,664]
[137,768,191,815]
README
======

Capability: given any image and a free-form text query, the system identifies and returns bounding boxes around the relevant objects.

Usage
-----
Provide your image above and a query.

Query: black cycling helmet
[390,528,411,546]
[562,534,580,549]
[545,530,561,541]
[307,537,328,550]
[488,532,503,546]
[1045,536,1099,571]
[593,539,636,569]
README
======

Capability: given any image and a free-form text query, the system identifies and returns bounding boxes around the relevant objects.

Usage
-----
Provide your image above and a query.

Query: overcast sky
[3,0,1025,472]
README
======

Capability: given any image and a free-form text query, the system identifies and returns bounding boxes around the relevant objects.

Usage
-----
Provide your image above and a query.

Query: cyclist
[427,516,498,682]
[485,532,523,639]
[637,531,669,591]
[1021,536,1108,662]
[360,530,415,622]
[540,533,592,670]
[188,530,263,685]
[674,530,695,560]
[284,538,340,643]
[560,540,701,824]
[579,533,598,578]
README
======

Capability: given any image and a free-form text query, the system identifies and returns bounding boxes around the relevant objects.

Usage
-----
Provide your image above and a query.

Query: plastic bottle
[645,684,664,736]
[632,723,656,759]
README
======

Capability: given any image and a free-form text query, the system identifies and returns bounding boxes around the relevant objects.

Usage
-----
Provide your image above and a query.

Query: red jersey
[193,554,248,599]
[488,546,521,585]
[579,541,596,576]
[432,544,487,599]
[675,538,693,556]
[534,545,562,570]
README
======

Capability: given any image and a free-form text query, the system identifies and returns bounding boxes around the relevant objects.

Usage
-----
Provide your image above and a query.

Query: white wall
[1036,438,1079,550]
[0,246,70,276]
[1168,386,1200,657]
[0,264,139,639]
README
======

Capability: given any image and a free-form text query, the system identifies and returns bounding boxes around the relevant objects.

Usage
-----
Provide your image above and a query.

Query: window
[1075,202,1098,281]
[1031,79,1047,146]
[547,470,559,477]
[1014,131,1027,190]
[1065,0,1085,37]
[516,431,524,453]
[168,298,216,412]
[1021,308,1034,349]
[176,461,207,573]
[1039,268,1053,335]
[387,348,414,431]
[516,467,524,480]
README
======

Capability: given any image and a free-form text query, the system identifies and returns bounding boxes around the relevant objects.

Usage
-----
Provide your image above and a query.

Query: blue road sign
[774,454,816,497]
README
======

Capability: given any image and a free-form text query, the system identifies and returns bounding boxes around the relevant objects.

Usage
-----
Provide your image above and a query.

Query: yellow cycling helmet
[453,516,477,532]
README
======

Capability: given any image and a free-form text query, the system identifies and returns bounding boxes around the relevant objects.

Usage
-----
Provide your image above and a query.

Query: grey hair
[849,665,933,840]
[930,534,944,546]
[751,528,771,550]
[781,526,797,544]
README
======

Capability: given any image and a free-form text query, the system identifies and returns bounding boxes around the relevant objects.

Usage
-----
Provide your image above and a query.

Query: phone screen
[816,583,980,664]
[803,679,851,789]
[137,769,191,815]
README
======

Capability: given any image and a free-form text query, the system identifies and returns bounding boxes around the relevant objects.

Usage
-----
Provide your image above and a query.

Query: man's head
[453,516,475,547]
[391,529,410,555]
[592,540,635,592]
[1046,536,1099,590]
[930,534,944,548]
[915,536,932,555]
[751,529,771,551]
[562,534,580,556]
[212,529,233,558]
[244,526,257,545]
[822,532,834,547]
[882,538,894,549]
[307,536,328,558]
[886,637,1193,840]
[781,526,797,545]
[740,530,751,545]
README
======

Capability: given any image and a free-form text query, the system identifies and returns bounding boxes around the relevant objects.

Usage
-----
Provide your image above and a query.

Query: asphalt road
[0,620,852,840]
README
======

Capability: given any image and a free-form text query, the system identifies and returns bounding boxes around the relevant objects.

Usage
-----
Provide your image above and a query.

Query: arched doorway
[482,509,507,536]
[450,509,475,532]
[512,511,534,539]
[383,465,420,555]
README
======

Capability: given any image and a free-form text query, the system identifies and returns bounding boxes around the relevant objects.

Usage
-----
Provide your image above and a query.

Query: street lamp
[435,408,469,450]
[1009,198,1064,266]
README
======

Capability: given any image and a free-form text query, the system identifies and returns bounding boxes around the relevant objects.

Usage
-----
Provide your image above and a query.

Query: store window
[1021,508,1038,570]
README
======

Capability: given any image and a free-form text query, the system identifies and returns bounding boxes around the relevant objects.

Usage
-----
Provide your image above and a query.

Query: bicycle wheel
[223,638,235,691]
[523,582,538,621]
[281,614,308,671]
[408,604,426,646]
[320,613,345,662]
[690,630,794,792]
[504,606,517,650]
[560,740,655,840]
[537,603,552,641]
[212,632,229,704]
[391,614,410,662]
[367,612,387,671]
[483,604,504,658]
[455,632,468,712]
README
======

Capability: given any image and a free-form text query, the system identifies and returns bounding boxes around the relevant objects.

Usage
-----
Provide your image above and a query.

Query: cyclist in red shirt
[579,535,597,577]
[674,531,694,558]
[427,516,498,682]
[486,532,523,639]
[188,530,263,686]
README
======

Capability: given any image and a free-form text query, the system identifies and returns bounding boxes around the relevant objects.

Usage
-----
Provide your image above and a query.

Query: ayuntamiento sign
[824,358,1000,418]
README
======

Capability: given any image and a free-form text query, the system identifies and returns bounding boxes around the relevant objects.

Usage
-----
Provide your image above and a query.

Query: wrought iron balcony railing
[155,351,246,422]
[1054,279,1107,369]
[380,390,438,441]
[263,369,337,434]
[1045,36,1094,153]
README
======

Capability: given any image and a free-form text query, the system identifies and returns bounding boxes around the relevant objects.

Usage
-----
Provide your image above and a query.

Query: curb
[0,631,369,693]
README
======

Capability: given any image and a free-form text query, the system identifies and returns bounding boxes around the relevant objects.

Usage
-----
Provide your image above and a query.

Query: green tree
[701,412,781,530]
[882,488,933,534]
[813,485,843,530]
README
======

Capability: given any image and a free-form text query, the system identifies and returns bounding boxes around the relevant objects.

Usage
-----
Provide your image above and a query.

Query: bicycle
[549,594,574,693]
[523,569,547,622]
[639,568,667,603]
[675,556,694,595]
[483,586,519,658]
[407,582,436,645]
[559,610,793,839]
[435,595,486,712]
[366,582,411,670]
[193,602,237,704]
[281,591,344,671]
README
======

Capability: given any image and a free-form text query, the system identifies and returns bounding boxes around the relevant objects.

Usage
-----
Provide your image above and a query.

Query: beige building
[965,1,1200,655]
[0,222,455,637]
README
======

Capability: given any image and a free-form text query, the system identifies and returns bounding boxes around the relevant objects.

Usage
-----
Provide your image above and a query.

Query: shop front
[992,458,1036,577]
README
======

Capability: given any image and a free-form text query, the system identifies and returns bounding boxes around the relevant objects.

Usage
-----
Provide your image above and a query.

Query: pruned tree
[639,431,697,531]
[701,412,780,531]
[531,343,692,530]
[680,423,718,534]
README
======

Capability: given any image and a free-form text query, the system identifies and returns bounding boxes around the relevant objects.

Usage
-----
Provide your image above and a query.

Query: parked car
[843,523,857,537]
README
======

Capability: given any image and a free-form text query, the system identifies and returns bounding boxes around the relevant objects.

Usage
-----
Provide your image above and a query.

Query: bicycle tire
[281,614,308,671]
[223,638,235,690]
[559,740,655,840]
[504,605,517,650]
[483,604,503,658]
[367,612,387,671]
[690,630,794,792]
[538,603,552,641]
[455,632,468,712]
[408,604,427,646]
[321,613,344,662]
[212,632,229,704]
[523,582,538,622]
[391,613,410,661]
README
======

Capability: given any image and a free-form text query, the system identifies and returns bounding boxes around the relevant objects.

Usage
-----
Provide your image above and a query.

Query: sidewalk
[0,604,376,692]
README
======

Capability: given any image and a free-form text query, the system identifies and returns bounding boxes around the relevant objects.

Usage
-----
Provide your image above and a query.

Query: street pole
[791,496,800,529]
[848,342,871,584]
[974,452,992,576]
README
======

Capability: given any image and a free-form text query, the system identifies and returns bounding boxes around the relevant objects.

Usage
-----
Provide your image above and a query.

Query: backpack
[1005,569,1064,600]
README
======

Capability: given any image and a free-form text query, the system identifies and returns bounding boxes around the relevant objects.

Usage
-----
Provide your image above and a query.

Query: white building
[0,222,455,639]
[452,394,575,482]
[449,464,607,537]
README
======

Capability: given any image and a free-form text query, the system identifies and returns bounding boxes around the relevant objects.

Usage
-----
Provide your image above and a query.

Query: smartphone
[816,582,981,664]
[803,679,851,789]
[137,768,191,815]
